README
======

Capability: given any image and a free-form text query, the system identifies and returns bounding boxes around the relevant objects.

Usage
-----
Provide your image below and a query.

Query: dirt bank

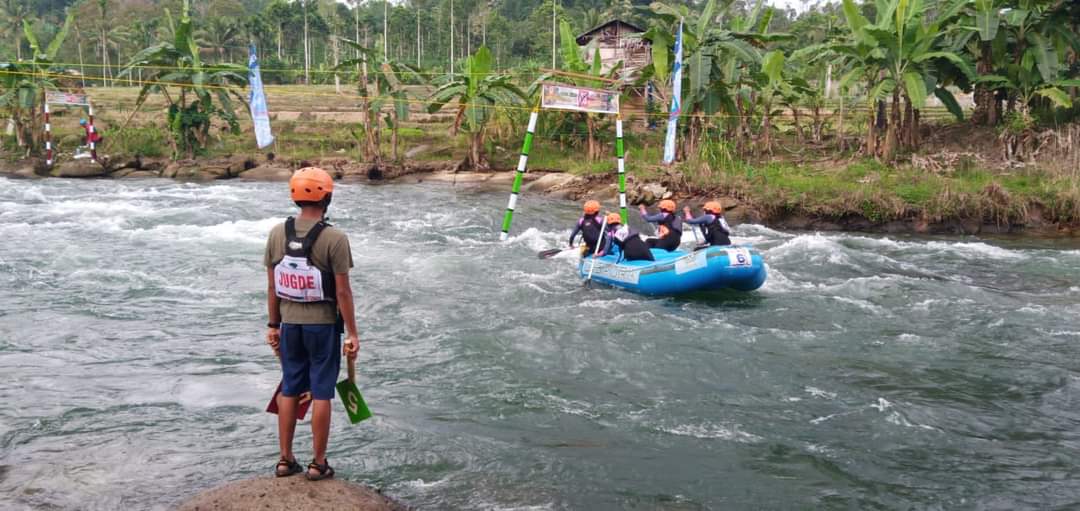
[2,155,1076,237]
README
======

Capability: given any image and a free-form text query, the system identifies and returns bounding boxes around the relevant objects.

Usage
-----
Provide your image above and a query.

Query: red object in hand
[266,382,312,420]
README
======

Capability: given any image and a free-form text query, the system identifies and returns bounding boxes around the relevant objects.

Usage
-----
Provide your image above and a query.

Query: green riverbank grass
[12,85,1077,230]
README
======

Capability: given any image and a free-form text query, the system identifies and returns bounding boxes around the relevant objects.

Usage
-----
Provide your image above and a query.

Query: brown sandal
[305,459,335,481]
[275,457,303,477]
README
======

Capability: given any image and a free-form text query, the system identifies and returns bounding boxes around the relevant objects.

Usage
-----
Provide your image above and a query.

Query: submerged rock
[177,476,409,511]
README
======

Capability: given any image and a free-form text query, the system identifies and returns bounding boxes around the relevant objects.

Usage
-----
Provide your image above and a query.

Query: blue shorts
[280,323,341,401]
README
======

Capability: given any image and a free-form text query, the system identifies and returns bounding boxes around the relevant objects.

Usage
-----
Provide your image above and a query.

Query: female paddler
[683,201,732,246]
[568,200,604,255]
[598,212,654,262]
[638,199,683,252]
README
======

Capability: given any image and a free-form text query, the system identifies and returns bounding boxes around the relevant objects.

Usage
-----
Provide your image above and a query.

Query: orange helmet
[290,167,334,202]
[704,201,723,214]
[605,212,622,225]
[583,200,601,215]
[659,199,676,212]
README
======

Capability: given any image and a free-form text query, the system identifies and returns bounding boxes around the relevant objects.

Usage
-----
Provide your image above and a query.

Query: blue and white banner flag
[248,45,274,149]
[662,21,683,164]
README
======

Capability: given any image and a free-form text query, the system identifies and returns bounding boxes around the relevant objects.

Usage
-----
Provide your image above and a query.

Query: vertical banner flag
[662,20,684,164]
[248,45,274,149]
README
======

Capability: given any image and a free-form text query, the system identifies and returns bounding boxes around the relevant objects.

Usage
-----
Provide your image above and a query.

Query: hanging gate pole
[88,101,97,162]
[499,107,539,241]
[615,114,627,223]
[44,101,53,166]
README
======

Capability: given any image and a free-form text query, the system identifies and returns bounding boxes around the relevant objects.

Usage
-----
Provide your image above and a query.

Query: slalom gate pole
[88,101,97,162]
[499,107,539,241]
[615,115,627,223]
[44,102,53,167]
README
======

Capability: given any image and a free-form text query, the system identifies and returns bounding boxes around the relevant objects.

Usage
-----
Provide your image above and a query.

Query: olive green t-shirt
[264,218,353,325]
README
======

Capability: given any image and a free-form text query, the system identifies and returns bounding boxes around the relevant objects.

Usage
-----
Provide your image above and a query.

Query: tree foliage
[119,0,247,159]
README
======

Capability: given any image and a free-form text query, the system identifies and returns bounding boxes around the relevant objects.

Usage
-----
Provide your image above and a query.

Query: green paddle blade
[336,378,372,424]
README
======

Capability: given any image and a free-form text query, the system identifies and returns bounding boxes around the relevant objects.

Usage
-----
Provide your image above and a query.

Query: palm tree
[197,17,241,63]
[0,0,31,60]
[428,45,526,170]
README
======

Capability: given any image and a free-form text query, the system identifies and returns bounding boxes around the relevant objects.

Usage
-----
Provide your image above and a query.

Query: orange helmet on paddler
[583,200,601,215]
[290,167,334,207]
[704,201,723,214]
[658,199,677,213]
[605,212,622,225]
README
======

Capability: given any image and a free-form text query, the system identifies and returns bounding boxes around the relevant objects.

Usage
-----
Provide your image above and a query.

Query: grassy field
[18,85,1080,230]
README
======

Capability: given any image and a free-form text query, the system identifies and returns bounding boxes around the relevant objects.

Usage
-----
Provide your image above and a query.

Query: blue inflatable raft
[577,245,767,295]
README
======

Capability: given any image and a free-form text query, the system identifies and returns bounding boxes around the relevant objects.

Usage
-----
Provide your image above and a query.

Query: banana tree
[641,0,779,158]
[427,46,526,171]
[754,50,812,155]
[119,0,248,159]
[818,0,971,160]
[0,11,72,154]
[973,0,1078,118]
[339,41,423,163]
[965,0,1005,125]
[553,19,621,161]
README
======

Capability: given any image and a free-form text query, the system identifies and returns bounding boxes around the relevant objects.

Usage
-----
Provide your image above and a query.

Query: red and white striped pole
[44,102,53,167]
[88,101,97,162]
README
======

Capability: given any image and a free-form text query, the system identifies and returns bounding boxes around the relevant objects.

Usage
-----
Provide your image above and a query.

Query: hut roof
[575,19,647,45]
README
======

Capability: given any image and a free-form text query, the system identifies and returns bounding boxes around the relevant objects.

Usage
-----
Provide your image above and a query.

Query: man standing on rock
[264,167,359,481]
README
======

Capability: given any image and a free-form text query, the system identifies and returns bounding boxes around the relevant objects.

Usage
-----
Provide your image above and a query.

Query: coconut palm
[197,16,241,63]
[0,0,32,60]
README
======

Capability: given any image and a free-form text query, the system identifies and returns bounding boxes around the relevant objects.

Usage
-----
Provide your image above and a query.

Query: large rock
[629,182,668,204]
[10,164,43,179]
[177,476,409,511]
[238,164,294,181]
[523,172,579,193]
[162,160,220,181]
[50,159,106,178]
[117,170,161,179]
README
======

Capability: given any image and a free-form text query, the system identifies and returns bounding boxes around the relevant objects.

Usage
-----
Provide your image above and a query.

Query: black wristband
[267,322,280,329]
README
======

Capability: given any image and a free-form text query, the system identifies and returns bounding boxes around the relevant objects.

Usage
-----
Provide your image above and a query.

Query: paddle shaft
[347,352,356,383]
[585,215,608,284]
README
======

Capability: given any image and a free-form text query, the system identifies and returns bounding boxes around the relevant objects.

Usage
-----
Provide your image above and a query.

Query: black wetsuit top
[641,211,682,251]
[569,213,604,253]
[685,213,732,246]
[600,225,654,261]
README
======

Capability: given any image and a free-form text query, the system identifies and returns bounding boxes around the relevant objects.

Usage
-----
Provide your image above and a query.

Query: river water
[2,177,1080,510]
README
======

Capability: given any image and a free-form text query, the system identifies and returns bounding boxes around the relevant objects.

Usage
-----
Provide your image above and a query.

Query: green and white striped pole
[500,107,540,241]
[615,115,628,223]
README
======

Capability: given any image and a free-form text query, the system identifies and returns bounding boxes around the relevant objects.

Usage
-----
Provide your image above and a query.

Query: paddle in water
[336,354,372,424]
[537,248,565,259]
